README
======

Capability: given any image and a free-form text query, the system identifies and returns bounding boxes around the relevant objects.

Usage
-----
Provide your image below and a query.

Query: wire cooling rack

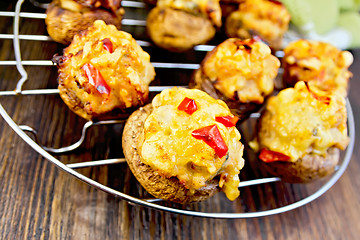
[0,0,355,218]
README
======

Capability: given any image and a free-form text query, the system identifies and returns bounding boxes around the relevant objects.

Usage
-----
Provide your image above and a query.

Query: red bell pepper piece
[82,63,111,97]
[215,115,239,127]
[178,97,198,115]
[192,124,228,158]
[259,148,291,163]
[102,38,113,53]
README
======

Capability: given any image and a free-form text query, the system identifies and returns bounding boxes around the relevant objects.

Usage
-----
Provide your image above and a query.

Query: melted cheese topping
[60,0,88,12]
[139,88,244,200]
[228,0,290,47]
[157,0,222,27]
[59,20,155,119]
[202,38,280,103]
[60,0,121,13]
[283,40,353,97]
[258,81,349,161]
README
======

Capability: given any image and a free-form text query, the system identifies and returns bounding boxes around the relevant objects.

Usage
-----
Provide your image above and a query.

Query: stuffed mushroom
[54,20,155,120]
[190,38,280,120]
[146,0,222,52]
[46,0,124,45]
[225,0,290,50]
[122,87,245,203]
[251,81,349,183]
[282,39,353,97]
[142,0,244,17]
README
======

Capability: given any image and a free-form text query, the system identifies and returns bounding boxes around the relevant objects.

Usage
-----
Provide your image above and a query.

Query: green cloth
[280,0,360,48]
[337,0,360,10]
[338,11,360,48]
[338,0,355,10]
[304,0,339,34]
[280,0,339,34]
[279,0,312,27]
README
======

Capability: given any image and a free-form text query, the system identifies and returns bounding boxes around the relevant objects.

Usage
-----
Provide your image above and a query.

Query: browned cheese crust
[225,0,290,50]
[55,20,155,120]
[257,109,340,183]
[122,104,219,204]
[142,0,244,16]
[190,38,279,121]
[191,69,261,121]
[45,0,124,45]
[73,0,122,12]
[146,7,216,52]
[282,40,353,97]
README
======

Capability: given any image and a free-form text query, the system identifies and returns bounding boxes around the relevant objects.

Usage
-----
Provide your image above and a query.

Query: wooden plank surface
[0,1,360,239]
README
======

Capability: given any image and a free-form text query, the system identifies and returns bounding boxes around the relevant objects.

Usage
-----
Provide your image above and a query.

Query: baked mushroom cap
[190,38,280,120]
[146,7,216,52]
[156,0,222,27]
[142,0,244,17]
[45,0,124,45]
[282,39,353,97]
[122,104,220,203]
[253,81,349,183]
[146,0,222,51]
[71,0,122,13]
[123,88,245,203]
[55,20,155,120]
[256,110,341,183]
[260,147,340,183]
[225,0,290,50]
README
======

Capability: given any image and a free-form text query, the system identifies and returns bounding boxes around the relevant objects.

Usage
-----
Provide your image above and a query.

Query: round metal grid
[0,0,355,218]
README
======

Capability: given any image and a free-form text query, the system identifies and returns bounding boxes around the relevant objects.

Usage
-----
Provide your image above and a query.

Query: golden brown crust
[57,82,141,120]
[143,0,242,17]
[71,0,122,12]
[224,0,290,50]
[190,69,262,121]
[146,7,216,52]
[122,104,219,204]
[257,110,340,183]
[45,1,123,45]
[55,20,155,121]
[282,40,353,97]
[190,38,279,121]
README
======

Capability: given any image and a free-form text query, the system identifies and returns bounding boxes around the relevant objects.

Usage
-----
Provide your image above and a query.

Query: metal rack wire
[0,0,355,218]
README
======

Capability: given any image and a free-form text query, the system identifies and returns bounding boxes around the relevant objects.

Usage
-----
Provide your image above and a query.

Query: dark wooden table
[1,1,359,239]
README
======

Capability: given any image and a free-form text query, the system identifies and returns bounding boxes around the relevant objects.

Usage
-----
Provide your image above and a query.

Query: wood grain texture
[1,1,360,239]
